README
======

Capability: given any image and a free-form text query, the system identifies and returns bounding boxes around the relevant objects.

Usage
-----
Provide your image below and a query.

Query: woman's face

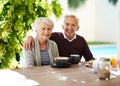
[36,22,52,40]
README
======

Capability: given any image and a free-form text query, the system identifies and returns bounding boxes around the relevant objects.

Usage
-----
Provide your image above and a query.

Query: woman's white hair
[31,17,54,31]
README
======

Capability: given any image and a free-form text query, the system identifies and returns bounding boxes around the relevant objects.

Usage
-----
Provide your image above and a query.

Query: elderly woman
[22,17,59,67]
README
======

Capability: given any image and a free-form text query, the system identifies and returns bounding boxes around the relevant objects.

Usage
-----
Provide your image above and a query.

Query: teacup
[55,57,69,66]
[70,54,80,64]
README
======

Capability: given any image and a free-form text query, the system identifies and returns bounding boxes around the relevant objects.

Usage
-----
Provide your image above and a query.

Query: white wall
[52,0,118,42]
[95,0,117,42]
[116,0,120,58]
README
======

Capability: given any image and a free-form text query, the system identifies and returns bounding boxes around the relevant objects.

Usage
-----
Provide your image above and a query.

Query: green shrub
[0,0,62,69]
[88,41,115,45]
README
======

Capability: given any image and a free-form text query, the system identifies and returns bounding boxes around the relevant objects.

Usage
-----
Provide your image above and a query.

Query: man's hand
[23,36,35,50]
[85,60,93,68]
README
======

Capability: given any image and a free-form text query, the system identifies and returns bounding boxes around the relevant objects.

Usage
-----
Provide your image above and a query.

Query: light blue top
[41,50,50,65]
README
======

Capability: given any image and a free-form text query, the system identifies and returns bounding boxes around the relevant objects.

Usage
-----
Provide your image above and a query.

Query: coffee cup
[92,60,99,73]
[70,54,80,64]
[55,57,69,66]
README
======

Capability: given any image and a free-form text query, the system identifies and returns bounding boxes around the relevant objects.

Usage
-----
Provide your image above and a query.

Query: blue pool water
[89,45,116,57]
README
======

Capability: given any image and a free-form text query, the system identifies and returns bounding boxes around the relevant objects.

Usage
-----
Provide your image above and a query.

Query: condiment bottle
[98,57,111,80]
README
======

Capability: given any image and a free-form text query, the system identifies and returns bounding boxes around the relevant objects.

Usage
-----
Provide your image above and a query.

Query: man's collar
[63,33,76,42]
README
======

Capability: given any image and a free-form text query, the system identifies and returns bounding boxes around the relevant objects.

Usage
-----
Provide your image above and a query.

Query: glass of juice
[111,57,117,68]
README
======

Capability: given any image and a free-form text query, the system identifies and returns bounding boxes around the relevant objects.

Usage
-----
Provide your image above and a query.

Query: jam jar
[98,57,111,80]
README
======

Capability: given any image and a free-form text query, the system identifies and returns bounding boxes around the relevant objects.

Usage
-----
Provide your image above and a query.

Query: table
[0,64,120,86]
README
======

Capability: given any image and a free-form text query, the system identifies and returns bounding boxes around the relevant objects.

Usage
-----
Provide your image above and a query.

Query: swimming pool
[89,44,116,58]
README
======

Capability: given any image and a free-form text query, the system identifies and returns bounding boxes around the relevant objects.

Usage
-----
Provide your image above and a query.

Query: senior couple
[22,15,95,68]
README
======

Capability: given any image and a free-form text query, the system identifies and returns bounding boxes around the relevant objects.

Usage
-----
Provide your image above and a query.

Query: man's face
[62,16,79,39]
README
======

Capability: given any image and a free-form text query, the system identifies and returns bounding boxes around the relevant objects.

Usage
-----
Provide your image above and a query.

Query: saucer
[51,63,71,68]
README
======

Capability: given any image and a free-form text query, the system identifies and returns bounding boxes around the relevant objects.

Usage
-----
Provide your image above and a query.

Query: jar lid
[100,57,110,61]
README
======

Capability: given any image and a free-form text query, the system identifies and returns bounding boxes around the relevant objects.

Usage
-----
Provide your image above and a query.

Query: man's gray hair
[64,15,79,25]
